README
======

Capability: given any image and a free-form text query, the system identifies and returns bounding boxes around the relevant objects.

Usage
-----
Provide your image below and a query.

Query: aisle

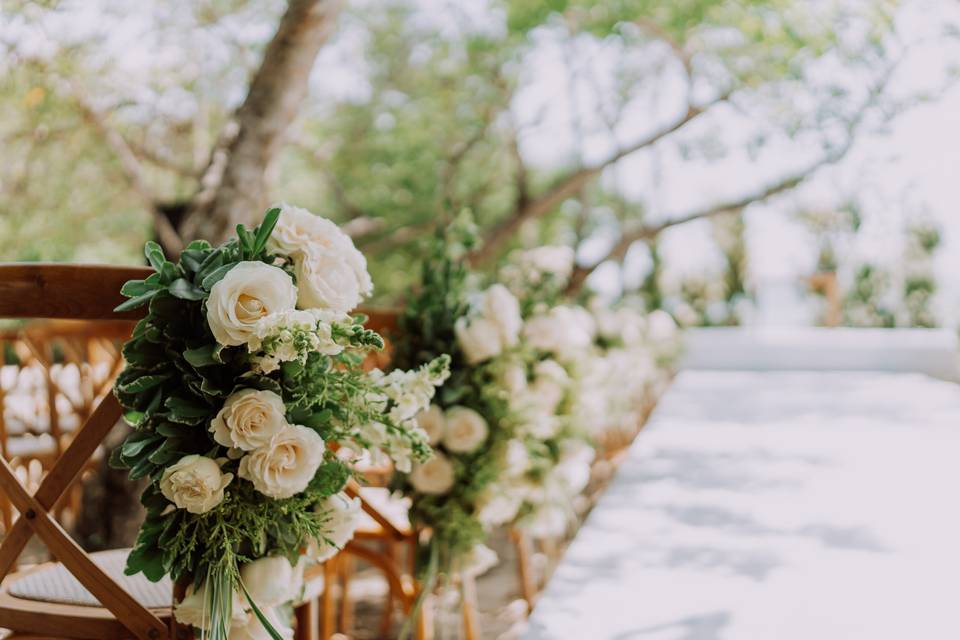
[524,371,960,639]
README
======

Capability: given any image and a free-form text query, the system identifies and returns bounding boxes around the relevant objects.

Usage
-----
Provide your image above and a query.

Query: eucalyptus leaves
[113,205,448,640]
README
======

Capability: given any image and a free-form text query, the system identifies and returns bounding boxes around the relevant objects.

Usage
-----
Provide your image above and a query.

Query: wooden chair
[0,263,178,639]
[0,264,324,640]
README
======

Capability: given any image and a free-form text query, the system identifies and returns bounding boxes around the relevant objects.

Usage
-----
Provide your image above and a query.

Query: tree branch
[563,145,852,294]
[470,92,727,264]
[72,87,185,254]
[180,0,345,243]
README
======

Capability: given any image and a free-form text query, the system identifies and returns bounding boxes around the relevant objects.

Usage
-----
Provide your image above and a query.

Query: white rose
[503,439,530,476]
[500,362,528,395]
[522,306,594,357]
[309,492,363,562]
[294,245,372,315]
[522,413,559,439]
[460,543,499,578]
[160,455,233,514]
[522,245,575,281]
[527,504,569,539]
[481,284,522,348]
[267,204,373,314]
[211,389,289,452]
[554,459,591,495]
[647,309,678,343]
[409,451,455,495]
[206,262,298,347]
[476,489,522,527]
[174,582,246,628]
[239,425,325,499]
[442,406,489,454]
[415,405,446,445]
[455,316,503,364]
[239,555,304,608]
[534,359,569,384]
[230,607,293,640]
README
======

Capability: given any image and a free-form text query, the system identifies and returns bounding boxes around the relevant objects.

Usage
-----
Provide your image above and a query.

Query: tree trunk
[179,0,345,243]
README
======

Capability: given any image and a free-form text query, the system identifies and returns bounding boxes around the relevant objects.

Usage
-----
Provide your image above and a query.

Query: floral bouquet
[112,205,448,639]
[389,224,592,584]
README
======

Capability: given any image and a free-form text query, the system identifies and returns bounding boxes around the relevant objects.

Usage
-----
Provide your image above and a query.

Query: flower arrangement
[389,225,598,586]
[112,205,448,639]
[387,224,529,581]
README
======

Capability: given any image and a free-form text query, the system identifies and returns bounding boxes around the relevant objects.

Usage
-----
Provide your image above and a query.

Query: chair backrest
[0,264,168,639]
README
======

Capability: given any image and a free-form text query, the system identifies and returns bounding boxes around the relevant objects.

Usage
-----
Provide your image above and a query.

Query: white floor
[524,371,960,640]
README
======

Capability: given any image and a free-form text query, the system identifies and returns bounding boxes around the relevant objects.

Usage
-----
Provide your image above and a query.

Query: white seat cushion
[355,487,412,535]
[7,549,172,609]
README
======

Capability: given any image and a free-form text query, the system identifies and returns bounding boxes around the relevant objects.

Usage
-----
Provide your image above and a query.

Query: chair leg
[296,597,318,640]
[511,528,537,611]
[461,571,479,640]
[415,591,434,640]
[338,553,354,634]
[321,557,338,640]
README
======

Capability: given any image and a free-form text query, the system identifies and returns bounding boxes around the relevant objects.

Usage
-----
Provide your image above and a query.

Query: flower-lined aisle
[109,206,681,639]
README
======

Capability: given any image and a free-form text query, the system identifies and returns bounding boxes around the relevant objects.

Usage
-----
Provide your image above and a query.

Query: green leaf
[159,261,178,284]
[201,264,235,291]
[122,433,162,459]
[236,223,254,258]
[169,278,206,301]
[183,344,218,367]
[144,241,166,271]
[252,207,281,256]
[120,280,153,297]
[114,289,159,312]
[165,396,211,424]
[156,422,190,438]
[126,541,167,582]
[118,373,169,394]
[195,250,226,283]
[186,239,212,251]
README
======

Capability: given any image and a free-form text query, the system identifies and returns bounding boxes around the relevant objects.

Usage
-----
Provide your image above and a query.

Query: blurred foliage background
[2,0,958,326]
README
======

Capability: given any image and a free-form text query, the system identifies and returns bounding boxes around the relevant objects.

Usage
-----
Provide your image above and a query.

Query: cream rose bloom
[409,451,455,495]
[503,438,530,476]
[454,316,502,364]
[174,582,246,628]
[415,404,446,445]
[481,284,522,348]
[522,306,594,357]
[160,455,233,514]
[309,492,363,562]
[527,504,568,539]
[211,389,289,452]
[442,406,489,454]
[239,425,325,499]
[240,555,304,608]
[460,543,499,578]
[206,262,298,347]
[476,488,523,527]
[500,362,528,395]
[267,204,373,314]
[522,245,575,281]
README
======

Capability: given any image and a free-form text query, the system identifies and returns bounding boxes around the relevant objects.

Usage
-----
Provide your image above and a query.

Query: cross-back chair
[0,263,178,640]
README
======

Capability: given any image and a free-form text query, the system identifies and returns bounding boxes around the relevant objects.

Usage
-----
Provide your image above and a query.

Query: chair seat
[4,434,57,460]
[5,549,172,609]
[355,487,412,536]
